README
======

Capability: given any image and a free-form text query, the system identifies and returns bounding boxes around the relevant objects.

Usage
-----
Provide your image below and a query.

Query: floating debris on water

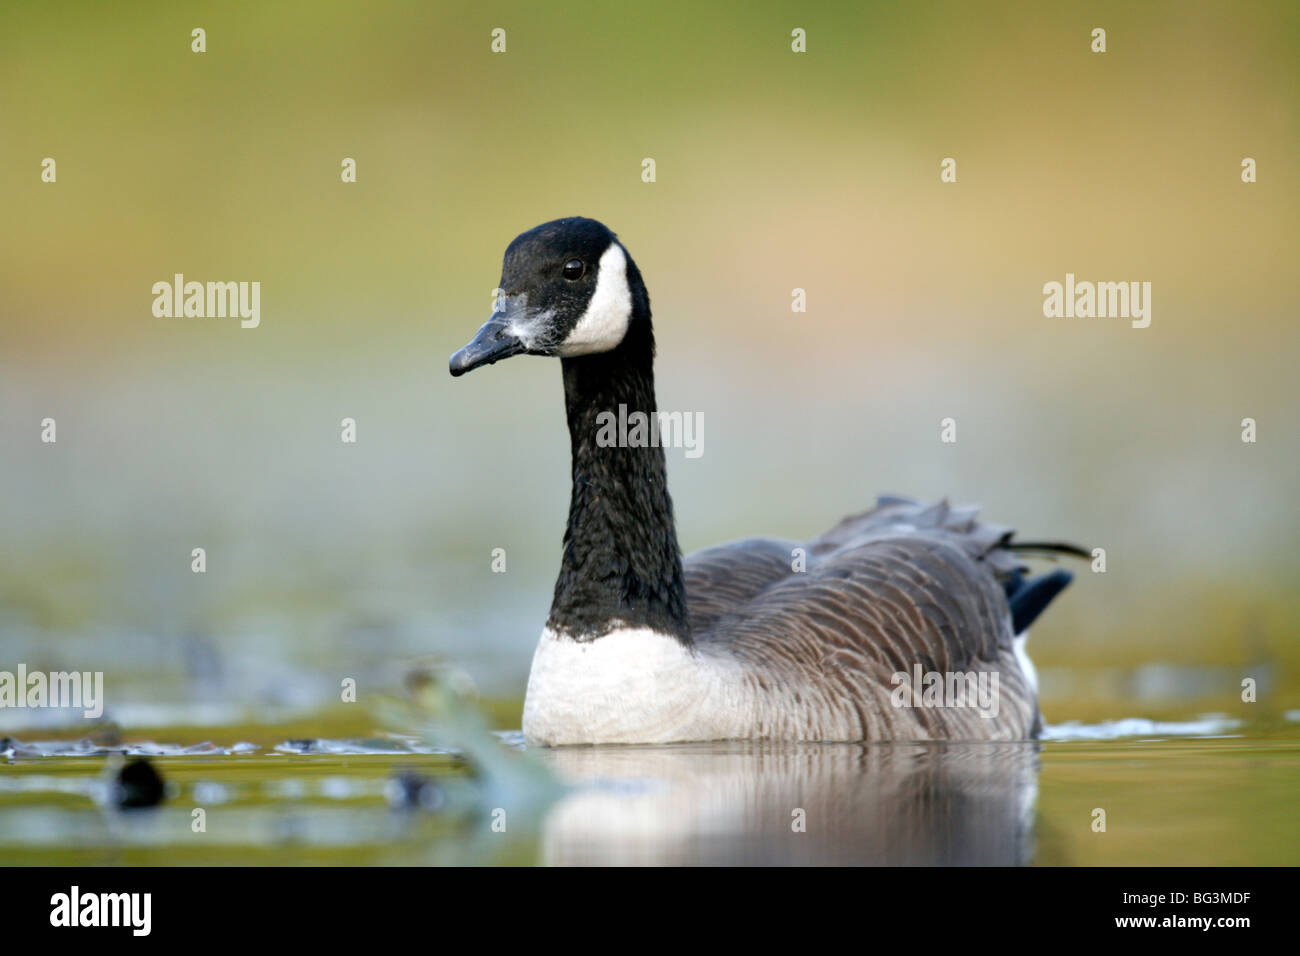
[112,757,166,809]
[386,769,446,811]
[0,736,257,759]
[273,736,441,756]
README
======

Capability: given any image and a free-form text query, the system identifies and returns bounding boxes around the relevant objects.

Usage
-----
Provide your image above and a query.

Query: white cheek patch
[557,242,633,356]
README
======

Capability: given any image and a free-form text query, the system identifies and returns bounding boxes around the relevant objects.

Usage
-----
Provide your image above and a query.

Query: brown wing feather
[684,537,802,633]
[682,497,1040,739]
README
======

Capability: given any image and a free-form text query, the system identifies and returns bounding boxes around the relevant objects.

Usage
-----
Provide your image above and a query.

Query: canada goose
[450,217,1084,745]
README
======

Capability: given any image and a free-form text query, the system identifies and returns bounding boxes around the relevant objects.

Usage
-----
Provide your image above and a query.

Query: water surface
[2,716,1295,866]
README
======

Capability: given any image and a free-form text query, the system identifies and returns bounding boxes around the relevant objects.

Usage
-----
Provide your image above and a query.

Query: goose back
[683,496,1046,740]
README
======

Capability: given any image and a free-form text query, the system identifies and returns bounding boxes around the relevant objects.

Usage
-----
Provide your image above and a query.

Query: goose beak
[449,313,526,377]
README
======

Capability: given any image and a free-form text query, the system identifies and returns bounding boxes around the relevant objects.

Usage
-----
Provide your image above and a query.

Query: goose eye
[562,259,585,280]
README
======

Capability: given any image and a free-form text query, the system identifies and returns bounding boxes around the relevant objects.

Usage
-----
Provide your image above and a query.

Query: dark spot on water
[387,769,446,811]
[115,757,166,809]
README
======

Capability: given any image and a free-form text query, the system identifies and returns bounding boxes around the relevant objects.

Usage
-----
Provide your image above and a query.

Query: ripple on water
[1041,715,1244,741]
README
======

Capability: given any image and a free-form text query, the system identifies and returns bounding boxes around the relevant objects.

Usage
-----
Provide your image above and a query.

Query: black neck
[546,319,690,644]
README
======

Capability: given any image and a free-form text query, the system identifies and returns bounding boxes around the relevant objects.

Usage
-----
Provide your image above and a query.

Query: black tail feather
[1006,540,1091,560]
[1007,568,1074,633]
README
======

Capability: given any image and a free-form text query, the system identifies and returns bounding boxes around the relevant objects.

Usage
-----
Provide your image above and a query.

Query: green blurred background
[2,0,1297,727]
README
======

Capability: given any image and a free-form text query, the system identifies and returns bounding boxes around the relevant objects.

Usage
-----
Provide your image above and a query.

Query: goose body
[450,218,1080,745]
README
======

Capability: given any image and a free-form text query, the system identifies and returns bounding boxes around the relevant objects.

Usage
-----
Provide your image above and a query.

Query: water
[2,715,1296,866]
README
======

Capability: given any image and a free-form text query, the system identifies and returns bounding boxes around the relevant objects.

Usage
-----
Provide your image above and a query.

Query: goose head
[449,217,650,376]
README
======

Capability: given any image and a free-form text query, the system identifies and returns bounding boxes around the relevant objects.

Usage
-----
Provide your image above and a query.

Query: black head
[449,217,650,376]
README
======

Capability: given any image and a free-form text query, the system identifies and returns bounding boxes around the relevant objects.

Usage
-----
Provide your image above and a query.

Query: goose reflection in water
[534,741,1040,866]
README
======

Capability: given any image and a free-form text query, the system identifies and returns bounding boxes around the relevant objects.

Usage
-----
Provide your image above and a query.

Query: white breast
[520,627,1033,745]
[522,626,749,744]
